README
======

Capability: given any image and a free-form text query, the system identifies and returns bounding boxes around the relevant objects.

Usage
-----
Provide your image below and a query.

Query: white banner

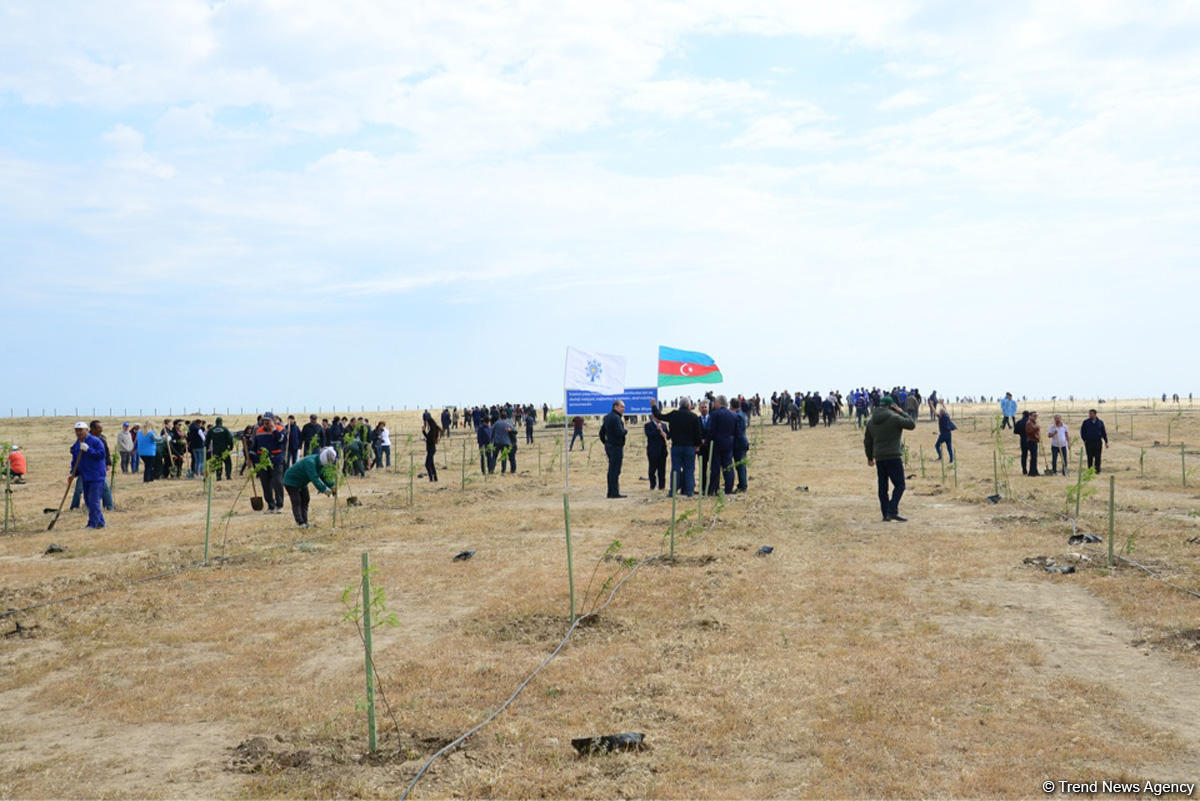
[564,347,626,394]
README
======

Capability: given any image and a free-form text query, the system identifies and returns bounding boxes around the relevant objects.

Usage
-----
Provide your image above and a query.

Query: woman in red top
[8,446,27,483]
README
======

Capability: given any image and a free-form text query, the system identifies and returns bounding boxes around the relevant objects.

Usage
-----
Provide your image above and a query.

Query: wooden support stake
[1107,476,1115,568]
[670,472,677,560]
[203,471,213,562]
[361,552,377,752]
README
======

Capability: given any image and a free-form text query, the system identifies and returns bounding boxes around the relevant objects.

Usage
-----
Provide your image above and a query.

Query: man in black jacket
[644,417,669,491]
[301,414,325,455]
[1079,409,1109,473]
[652,398,702,496]
[285,415,301,466]
[598,400,627,498]
[1014,411,1031,475]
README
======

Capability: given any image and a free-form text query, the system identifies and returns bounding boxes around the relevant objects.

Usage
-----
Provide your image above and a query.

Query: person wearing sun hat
[283,446,337,528]
[863,395,916,522]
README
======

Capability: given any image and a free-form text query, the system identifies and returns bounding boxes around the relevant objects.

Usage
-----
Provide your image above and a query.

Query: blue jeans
[380,444,391,467]
[130,451,140,473]
[569,429,584,451]
[191,449,205,477]
[875,458,905,518]
[669,444,695,496]
[935,433,954,462]
[82,480,105,528]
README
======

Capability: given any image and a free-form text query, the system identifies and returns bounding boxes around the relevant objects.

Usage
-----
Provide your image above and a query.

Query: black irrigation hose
[0,524,370,619]
[398,496,730,801]
[1112,554,1200,600]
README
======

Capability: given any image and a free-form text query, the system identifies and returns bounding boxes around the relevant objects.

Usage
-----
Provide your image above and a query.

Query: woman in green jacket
[283,447,337,528]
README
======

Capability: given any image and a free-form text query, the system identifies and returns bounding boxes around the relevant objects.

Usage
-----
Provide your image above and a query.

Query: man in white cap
[69,421,109,529]
[282,446,337,528]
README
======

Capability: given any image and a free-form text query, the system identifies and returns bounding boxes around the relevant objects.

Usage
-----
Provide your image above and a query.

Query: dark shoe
[610,494,627,499]
[881,516,890,523]
[889,514,908,522]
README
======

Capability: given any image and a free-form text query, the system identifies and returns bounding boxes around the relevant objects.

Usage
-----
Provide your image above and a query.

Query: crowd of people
[588,392,755,500]
[0,388,1140,532]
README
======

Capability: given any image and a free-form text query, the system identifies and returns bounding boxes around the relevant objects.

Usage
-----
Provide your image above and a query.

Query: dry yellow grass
[1,400,1198,799]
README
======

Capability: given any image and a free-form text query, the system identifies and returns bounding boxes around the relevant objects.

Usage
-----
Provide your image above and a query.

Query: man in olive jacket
[863,396,916,522]
[206,417,235,480]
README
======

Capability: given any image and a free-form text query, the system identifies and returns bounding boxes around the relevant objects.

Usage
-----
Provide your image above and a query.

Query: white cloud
[877,90,931,110]
[726,104,838,150]
[622,79,768,120]
[100,123,175,178]
[2,0,1199,404]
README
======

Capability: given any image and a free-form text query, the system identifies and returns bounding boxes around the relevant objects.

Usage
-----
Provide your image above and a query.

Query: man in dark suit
[644,417,669,490]
[706,395,738,495]
[598,400,627,498]
[731,398,750,493]
[697,400,711,494]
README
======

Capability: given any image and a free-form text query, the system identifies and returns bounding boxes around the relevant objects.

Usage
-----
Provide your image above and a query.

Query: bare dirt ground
[1,400,1198,799]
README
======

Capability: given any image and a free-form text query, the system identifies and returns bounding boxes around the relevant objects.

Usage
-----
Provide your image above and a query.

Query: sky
[2,0,1198,415]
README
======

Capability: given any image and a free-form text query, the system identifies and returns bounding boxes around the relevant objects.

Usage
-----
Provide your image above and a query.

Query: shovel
[47,445,84,531]
[249,463,264,512]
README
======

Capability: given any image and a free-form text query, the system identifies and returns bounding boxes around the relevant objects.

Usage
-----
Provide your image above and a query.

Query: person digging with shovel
[283,446,337,528]
[69,421,109,529]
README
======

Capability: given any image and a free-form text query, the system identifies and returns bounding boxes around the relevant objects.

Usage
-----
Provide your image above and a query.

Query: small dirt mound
[228,736,312,773]
[1133,629,1200,654]
[652,554,717,568]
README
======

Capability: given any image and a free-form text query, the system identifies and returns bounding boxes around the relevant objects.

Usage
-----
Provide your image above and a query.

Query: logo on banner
[586,359,603,384]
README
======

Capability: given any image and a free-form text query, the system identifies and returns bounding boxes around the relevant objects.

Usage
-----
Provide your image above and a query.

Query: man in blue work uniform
[706,395,738,496]
[69,421,109,529]
[253,412,287,513]
[599,400,627,498]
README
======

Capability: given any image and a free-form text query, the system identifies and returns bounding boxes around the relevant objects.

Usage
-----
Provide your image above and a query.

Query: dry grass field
[1,400,1198,799]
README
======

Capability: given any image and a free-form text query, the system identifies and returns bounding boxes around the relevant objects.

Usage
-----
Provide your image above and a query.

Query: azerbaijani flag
[658,346,723,387]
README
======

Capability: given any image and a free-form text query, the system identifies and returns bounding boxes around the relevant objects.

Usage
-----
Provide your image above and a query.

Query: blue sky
[2,1,1198,413]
